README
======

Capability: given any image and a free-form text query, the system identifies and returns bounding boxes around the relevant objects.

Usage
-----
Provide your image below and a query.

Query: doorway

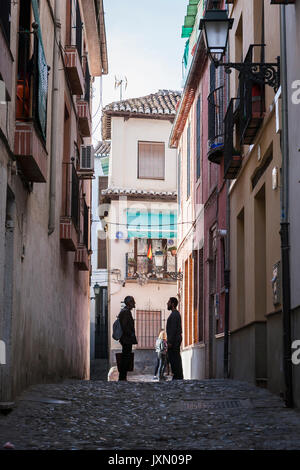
[95,287,108,359]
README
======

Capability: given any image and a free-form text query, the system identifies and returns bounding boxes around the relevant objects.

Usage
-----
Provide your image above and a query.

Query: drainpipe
[224,180,230,379]
[223,0,230,379]
[279,5,293,408]
[48,0,61,235]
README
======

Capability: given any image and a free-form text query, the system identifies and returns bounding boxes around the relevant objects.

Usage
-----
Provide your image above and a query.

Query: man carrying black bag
[118,296,138,381]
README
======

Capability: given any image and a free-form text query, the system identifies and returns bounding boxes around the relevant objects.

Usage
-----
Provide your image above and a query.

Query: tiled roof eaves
[100,189,177,202]
[169,34,207,149]
[102,90,181,140]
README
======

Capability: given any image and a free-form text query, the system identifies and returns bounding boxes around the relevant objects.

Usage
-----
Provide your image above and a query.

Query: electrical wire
[94,221,194,227]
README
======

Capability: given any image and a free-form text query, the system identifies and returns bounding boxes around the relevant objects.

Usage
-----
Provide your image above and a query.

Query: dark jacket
[119,307,138,345]
[166,309,182,350]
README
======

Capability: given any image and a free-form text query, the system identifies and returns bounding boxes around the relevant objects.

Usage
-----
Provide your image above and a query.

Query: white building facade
[100,90,182,371]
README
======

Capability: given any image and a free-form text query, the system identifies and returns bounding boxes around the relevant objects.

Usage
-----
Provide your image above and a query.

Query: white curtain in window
[138,142,165,179]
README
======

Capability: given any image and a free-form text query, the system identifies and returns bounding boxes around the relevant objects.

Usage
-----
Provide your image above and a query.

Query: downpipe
[48,0,61,235]
[279,5,293,408]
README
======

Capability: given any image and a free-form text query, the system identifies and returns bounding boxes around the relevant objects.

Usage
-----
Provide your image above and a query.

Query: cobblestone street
[1,373,300,450]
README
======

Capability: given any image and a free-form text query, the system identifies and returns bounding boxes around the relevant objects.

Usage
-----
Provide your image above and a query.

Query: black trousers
[119,343,132,380]
[168,349,183,380]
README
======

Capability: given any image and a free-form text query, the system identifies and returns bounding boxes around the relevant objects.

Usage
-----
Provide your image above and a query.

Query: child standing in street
[153,330,168,381]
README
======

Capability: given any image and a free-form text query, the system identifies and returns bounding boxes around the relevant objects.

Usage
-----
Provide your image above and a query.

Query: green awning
[100,156,109,176]
[181,26,193,38]
[127,211,177,239]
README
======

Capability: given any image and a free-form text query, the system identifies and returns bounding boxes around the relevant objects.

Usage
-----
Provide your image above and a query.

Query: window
[76,0,82,58]
[196,96,201,180]
[17,0,49,140]
[66,0,72,45]
[187,124,191,198]
[138,142,165,180]
[0,0,11,44]
[98,237,107,269]
[135,310,162,349]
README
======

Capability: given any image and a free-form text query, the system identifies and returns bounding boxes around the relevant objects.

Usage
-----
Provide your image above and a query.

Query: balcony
[125,248,177,283]
[74,244,90,270]
[64,46,84,95]
[14,31,48,182]
[224,98,242,180]
[207,86,224,164]
[60,162,79,251]
[77,100,91,137]
[239,45,265,145]
[14,122,47,182]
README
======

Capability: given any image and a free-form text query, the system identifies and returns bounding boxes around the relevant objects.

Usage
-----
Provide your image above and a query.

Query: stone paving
[0,374,300,450]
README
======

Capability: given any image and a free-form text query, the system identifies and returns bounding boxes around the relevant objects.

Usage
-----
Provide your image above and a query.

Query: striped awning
[127,211,177,239]
[100,156,109,176]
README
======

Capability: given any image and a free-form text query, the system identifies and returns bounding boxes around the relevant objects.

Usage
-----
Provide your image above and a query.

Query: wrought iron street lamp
[199,4,233,65]
[91,283,101,300]
[93,283,101,296]
[154,249,164,269]
[200,3,280,91]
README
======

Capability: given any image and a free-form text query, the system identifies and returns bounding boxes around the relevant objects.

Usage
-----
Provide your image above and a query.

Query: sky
[92,0,187,144]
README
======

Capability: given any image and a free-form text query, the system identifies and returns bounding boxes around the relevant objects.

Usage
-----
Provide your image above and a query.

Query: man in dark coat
[166,297,183,380]
[118,296,138,381]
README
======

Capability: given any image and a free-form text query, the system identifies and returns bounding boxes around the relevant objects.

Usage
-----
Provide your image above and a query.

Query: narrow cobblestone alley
[1,376,300,451]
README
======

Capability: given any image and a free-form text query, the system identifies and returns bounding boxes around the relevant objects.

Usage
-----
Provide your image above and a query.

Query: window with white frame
[138,141,165,180]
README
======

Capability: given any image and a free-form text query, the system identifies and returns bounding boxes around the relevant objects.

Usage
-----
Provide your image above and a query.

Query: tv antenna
[114,76,128,101]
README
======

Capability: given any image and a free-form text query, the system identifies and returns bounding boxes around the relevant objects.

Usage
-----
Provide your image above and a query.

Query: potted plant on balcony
[168,246,177,257]
[127,257,136,278]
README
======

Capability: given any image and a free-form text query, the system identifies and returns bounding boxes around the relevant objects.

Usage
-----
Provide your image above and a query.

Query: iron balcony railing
[239,44,266,145]
[224,98,242,179]
[208,85,225,163]
[62,162,79,229]
[125,251,177,281]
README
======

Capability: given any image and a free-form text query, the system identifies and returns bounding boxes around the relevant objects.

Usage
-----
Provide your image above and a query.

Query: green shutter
[32,0,48,140]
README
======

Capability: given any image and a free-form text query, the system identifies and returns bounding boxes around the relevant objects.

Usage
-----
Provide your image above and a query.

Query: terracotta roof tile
[95,140,111,156]
[102,90,181,140]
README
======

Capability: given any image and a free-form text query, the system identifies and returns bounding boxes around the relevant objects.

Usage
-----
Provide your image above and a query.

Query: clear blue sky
[92,0,187,143]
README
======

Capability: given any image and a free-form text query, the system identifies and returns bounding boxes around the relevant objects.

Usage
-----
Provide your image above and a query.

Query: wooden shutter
[188,255,193,346]
[138,142,165,179]
[193,250,198,343]
[184,259,189,347]
[198,248,204,342]
[97,237,107,269]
